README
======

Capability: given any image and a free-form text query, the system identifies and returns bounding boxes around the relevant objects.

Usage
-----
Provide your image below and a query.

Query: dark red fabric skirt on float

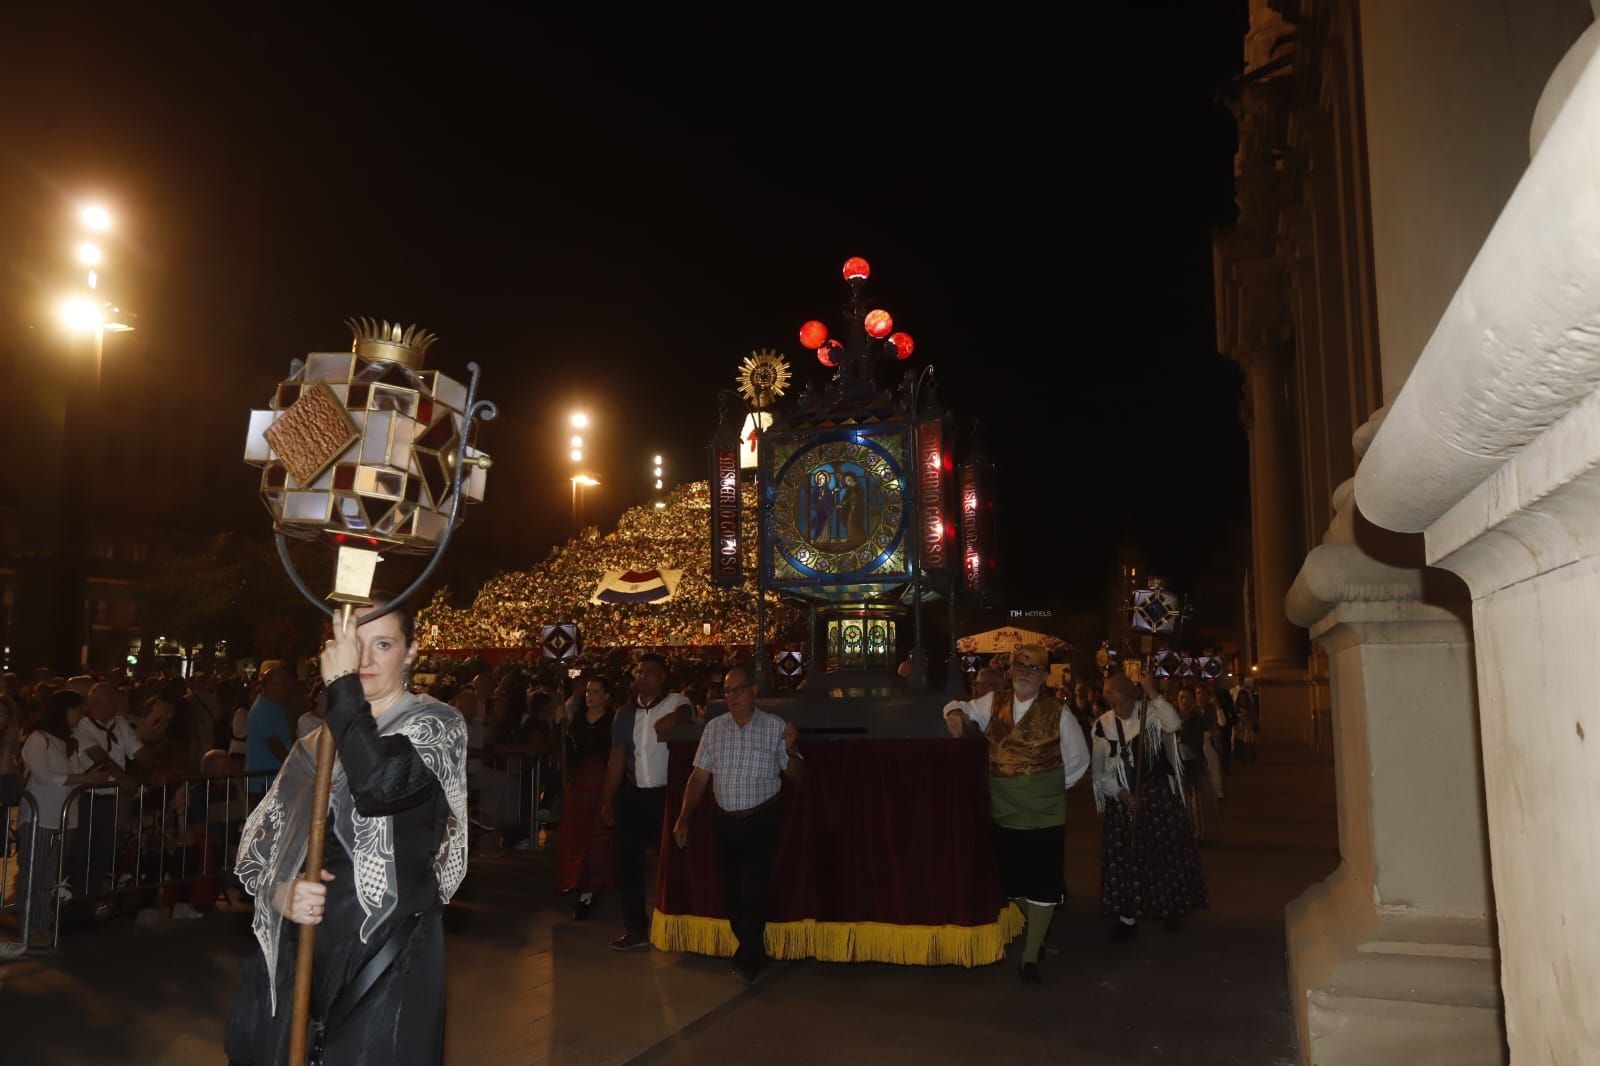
[1099,777,1208,921]
[558,757,617,893]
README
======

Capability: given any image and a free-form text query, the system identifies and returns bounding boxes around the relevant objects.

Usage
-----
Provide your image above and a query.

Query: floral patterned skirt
[1098,776,1208,920]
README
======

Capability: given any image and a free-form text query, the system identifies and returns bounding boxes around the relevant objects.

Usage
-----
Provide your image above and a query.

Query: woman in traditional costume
[557,673,617,918]
[226,603,467,1065]
[1091,672,1207,939]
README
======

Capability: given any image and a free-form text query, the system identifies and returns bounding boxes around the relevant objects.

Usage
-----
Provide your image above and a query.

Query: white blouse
[22,731,92,830]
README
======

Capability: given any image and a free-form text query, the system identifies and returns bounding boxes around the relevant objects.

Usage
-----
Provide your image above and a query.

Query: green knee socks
[1023,902,1054,963]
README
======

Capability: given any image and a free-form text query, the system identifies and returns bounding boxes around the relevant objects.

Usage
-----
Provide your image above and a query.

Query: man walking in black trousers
[602,654,693,951]
[672,665,804,984]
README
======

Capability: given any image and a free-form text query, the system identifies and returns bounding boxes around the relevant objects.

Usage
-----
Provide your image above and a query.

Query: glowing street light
[570,473,599,533]
[570,434,583,449]
[570,411,589,429]
[59,297,104,331]
[650,453,666,500]
[80,204,112,231]
[59,199,134,383]
[570,448,582,462]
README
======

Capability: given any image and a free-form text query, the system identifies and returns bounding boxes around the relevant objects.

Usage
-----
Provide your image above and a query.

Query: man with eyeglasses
[944,644,1090,982]
[672,665,803,985]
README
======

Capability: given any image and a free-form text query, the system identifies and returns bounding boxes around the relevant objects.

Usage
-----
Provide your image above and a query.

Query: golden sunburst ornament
[737,348,792,409]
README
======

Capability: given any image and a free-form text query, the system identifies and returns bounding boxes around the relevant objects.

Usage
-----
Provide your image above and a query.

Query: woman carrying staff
[226,602,468,1066]
[556,673,617,919]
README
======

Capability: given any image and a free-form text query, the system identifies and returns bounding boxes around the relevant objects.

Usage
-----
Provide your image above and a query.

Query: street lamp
[58,202,134,385]
[570,474,599,534]
[43,198,134,672]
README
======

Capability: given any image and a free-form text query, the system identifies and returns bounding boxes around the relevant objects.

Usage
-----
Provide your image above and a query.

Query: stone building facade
[1214,1,1598,1062]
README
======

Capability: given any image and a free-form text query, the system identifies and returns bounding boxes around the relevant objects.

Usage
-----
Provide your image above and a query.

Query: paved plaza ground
[0,739,1336,1065]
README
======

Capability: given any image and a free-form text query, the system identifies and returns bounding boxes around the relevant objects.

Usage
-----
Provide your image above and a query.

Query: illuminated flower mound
[417,481,799,651]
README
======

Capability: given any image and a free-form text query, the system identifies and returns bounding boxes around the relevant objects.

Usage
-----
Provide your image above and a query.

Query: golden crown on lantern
[346,317,439,369]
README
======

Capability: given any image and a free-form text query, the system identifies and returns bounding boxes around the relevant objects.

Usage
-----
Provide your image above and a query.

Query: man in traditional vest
[943,643,1090,982]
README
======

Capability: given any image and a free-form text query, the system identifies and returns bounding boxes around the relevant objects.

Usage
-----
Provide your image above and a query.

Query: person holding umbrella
[225,603,468,1065]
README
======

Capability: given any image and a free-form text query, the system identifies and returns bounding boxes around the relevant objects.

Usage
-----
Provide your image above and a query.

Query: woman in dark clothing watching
[557,673,617,918]
[226,602,467,1065]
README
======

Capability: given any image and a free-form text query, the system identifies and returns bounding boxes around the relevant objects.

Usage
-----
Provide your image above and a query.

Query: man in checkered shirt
[672,664,804,984]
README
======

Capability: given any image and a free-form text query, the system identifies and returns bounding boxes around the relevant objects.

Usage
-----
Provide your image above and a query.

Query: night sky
[3,8,1251,629]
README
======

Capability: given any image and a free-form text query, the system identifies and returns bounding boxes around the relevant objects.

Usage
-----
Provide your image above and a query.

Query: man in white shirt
[72,683,149,899]
[944,644,1090,982]
[602,653,693,951]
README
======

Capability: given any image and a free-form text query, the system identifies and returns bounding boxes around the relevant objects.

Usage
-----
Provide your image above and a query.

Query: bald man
[944,644,1089,982]
[1090,672,1207,939]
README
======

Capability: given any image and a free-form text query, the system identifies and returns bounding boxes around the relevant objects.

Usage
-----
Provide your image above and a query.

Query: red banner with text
[960,462,981,591]
[711,445,742,586]
[917,420,947,570]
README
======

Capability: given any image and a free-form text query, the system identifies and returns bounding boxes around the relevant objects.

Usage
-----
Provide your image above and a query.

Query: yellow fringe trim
[649,903,1024,967]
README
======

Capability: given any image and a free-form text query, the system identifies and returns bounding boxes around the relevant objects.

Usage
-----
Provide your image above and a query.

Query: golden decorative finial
[345,317,439,369]
[737,348,792,409]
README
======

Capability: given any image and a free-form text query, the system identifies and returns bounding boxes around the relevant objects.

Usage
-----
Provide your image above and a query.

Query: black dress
[227,675,451,1065]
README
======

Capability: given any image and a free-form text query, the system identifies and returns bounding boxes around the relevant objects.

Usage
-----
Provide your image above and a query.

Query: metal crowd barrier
[1,793,43,948]
[49,768,274,949]
[475,749,559,848]
[19,746,563,950]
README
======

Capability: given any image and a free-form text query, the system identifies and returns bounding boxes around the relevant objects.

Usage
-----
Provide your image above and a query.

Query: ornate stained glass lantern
[244,318,496,604]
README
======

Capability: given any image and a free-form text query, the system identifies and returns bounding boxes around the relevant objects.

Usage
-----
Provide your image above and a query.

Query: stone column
[1284,507,1502,1065]
[1355,26,1600,1061]
[1243,349,1309,734]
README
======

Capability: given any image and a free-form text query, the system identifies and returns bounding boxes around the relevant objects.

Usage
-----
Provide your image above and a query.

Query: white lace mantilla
[235,694,467,1013]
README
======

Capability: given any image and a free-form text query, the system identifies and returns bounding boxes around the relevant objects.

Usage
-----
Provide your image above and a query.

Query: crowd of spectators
[0,663,288,955]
